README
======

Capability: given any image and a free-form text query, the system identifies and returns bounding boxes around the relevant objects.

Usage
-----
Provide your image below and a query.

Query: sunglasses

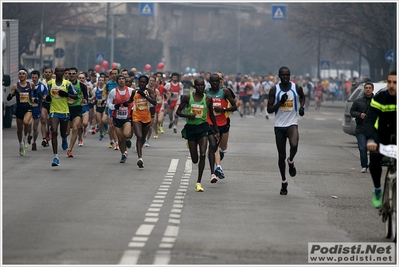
[69,72,77,75]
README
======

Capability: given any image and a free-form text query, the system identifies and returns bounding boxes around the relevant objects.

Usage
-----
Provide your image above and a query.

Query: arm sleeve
[107,89,116,110]
[364,105,379,141]
[81,84,88,100]
[67,84,75,94]
[350,100,361,118]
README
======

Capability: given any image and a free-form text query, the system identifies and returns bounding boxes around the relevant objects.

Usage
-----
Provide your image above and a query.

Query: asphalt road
[2,101,392,265]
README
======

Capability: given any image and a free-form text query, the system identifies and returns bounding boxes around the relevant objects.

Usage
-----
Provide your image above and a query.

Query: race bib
[19,92,29,103]
[213,102,222,116]
[137,99,148,110]
[170,92,178,100]
[68,97,76,104]
[51,88,61,98]
[191,104,204,118]
[116,107,128,119]
[280,99,294,112]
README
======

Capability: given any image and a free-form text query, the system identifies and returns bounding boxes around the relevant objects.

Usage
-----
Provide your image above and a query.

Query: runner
[77,72,93,147]
[267,66,305,195]
[206,73,237,181]
[164,72,184,133]
[41,66,54,145]
[176,77,219,192]
[131,75,157,167]
[7,69,36,156]
[107,74,135,163]
[144,75,157,147]
[46,67,77,166]
[29,70,49,151]
[153,77,165,139]
[65,68,88,157]
[104,68,120,150]
[215,71,239,163]
[92,76,107,141]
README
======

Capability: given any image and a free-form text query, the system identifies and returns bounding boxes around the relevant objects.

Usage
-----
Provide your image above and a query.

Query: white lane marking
[145,213,159,217]
[173,204,183,208]
[171,209,182,213]
[159,243,174,248]
[164,225,179,237]
[132,237,148,241]
[161,237,176,243]
[148,208,161,212]
[184,159,192,173]
[169,218,180,224]
[153,250,171,265]
[135,224,155,236]
[119,159,180,265]
[119,250,141,265]
[168,159,179,173]
[128,242,146,247]
[144,217,158,223]
[170,213,181,218]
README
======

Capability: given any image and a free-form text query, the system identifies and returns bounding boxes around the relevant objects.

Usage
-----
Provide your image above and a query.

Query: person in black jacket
[364,71,397,209]
[350,82,374,173]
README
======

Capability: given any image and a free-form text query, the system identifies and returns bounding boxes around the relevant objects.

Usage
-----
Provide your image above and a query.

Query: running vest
[94,86,104,107]
[132,89,151,123]
[112,87,133,120]
[206,88,228,126]
[274,82,299,127]
[16,82,32,107]
[251,82,261,99]
[31,82,48,108]
[185,92,207,125]
[167,82,181,102]
[68,81,84,107]
[48,79,72,114]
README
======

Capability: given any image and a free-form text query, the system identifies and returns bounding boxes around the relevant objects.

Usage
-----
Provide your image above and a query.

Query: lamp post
[110,3,115,66]
[236,4,241,74]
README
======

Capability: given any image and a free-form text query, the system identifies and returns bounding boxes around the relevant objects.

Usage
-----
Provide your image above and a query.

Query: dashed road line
[118,157,192,265]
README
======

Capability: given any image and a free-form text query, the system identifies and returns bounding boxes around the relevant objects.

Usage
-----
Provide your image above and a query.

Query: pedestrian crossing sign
[95,52,106,62]
[320,60,330,70]
[139,3,154,16]
[272,5,287,20]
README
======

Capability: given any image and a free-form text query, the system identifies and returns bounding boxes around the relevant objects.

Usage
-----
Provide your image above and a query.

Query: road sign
[139,3,154,16]
[385,50,395,64]
[271,5,287,20]
[54,48,65,59]
[320,60,330,70]
[95,52,106,62]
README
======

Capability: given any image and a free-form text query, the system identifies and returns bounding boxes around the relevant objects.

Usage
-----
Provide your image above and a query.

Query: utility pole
[317,32,321,80]
[236,4,241,74]
[40,3,44,70]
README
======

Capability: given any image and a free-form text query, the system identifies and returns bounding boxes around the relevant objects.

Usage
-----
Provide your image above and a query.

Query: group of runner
[8,65,307,195]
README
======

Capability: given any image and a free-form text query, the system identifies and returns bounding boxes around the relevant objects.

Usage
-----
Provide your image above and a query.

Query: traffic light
[44,36,56,46]
[45,36,55,43]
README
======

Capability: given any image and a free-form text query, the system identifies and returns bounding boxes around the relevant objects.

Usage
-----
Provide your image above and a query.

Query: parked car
[342,82,387,136]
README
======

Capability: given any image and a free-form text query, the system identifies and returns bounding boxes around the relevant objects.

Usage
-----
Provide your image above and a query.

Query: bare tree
[285,3,395,81]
